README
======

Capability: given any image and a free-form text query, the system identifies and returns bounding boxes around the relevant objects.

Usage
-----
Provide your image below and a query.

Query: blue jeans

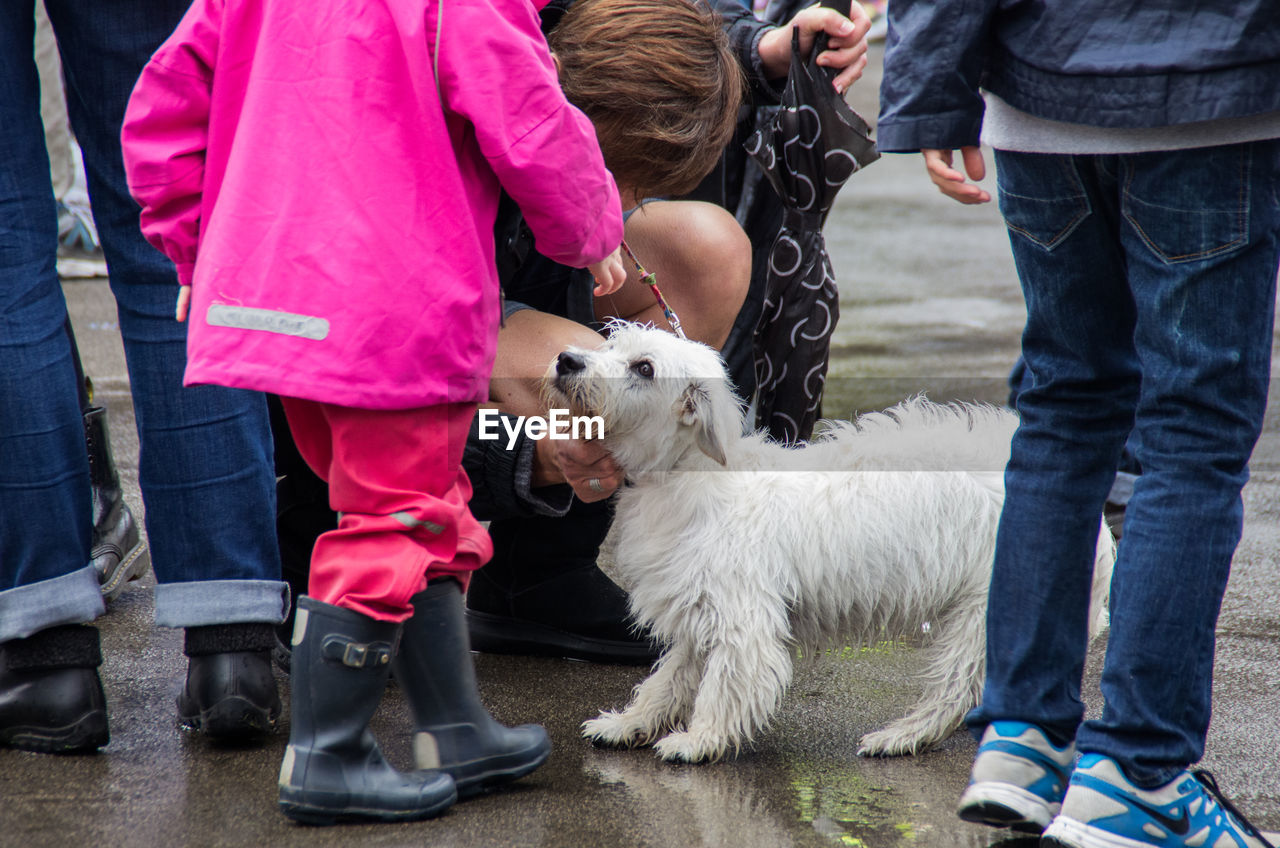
[1008,357,1142,487]
[0,0,287,641]
[968,142,1280,788]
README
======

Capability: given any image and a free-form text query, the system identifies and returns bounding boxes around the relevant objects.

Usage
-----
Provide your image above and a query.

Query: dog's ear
[679,381,728,466]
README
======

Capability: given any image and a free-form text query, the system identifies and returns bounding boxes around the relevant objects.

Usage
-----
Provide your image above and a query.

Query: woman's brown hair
[549,0,744,200]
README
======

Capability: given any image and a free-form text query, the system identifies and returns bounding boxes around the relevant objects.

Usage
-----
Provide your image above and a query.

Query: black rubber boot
[84,405,149,600]
[394,579,550,798]
[278,597,456,825]
[0,625,109,753]
[178,623,281,742]
[466,498,659,665]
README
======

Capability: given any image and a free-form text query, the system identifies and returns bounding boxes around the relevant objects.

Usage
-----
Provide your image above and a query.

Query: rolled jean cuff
[0,566,105,642]
[154,579,291,628]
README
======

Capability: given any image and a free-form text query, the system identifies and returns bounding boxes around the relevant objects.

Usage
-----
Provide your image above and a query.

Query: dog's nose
[556,351,586,376]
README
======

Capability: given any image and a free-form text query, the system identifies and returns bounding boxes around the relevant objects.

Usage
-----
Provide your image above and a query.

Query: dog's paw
[856,728,926,758]
[582,712,654,748]
[652,731,723,764]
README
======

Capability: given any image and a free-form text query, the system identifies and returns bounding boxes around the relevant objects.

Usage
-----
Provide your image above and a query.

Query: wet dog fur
[544,322,1113,762]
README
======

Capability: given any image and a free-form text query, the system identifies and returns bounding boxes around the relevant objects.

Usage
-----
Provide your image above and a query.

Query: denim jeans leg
[0,0,105,642]
[969,151,1141,742]
[45,0,288,627]
[1077,140,1280,786]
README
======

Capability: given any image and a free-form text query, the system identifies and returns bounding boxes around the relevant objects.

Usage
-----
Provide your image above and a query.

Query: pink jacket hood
[123,0,622,409]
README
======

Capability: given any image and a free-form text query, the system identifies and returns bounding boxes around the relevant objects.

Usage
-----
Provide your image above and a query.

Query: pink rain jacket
[123,0,622,409]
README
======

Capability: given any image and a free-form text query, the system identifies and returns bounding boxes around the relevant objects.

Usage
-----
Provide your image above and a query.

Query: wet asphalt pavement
[6,45,1278,848]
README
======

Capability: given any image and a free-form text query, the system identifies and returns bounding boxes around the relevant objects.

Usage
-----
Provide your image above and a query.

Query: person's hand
[922,147,991,204]
[758,3,871,95]
[533,433,623,502]
[586,247,626,297]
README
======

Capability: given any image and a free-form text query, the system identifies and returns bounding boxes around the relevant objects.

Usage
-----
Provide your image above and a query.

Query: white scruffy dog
[545,322,1113,763]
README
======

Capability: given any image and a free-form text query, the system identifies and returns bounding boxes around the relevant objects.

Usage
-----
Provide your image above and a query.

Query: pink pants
[280,398,493,622]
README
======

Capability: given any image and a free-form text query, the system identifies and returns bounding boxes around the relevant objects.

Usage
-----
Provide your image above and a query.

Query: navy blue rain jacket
[877,0,1280,153]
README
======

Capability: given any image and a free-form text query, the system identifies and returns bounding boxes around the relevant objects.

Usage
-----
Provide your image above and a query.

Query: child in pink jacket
[123,0,624,825]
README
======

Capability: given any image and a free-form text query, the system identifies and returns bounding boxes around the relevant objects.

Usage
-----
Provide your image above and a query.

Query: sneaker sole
[465,609,658,665]
[0,711,109,754]
[1043,815,1154,848]
[958,782,1057,833]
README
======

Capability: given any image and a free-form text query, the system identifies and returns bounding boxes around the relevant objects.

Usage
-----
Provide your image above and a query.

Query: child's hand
[922,147,991,204]
[587,248,627,297]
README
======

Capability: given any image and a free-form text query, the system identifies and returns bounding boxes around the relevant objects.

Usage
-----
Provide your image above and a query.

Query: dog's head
[541,321,743,472]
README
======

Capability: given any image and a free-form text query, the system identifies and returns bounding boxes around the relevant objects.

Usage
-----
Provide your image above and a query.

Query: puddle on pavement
[582,746,928,847]
[789,759,1047,848]
[789,760,913,846]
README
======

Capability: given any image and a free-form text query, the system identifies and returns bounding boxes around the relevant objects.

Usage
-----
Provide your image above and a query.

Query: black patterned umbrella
[745,25,878,442]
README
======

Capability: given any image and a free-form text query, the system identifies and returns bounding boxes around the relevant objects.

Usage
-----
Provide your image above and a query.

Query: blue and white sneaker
[956,721,1075,833]
[1042,754,1276,848]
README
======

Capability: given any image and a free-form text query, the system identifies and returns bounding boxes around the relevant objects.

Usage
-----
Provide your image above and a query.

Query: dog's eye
[630,359,655,379]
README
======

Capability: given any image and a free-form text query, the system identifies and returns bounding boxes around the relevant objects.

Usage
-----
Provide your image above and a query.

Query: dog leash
[620,239,687,339]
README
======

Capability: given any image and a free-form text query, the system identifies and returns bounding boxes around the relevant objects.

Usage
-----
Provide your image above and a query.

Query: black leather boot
[395,579,550,798]
[178,623,281,741]
[84,405,149,599]
[278,597,456,825]
[0,625,109,753]
[465,497,659,665]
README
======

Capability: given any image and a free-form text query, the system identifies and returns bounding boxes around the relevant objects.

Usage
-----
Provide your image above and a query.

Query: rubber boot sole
[279,788,456,826]
[454,739,552,799]
[0,710,109,754]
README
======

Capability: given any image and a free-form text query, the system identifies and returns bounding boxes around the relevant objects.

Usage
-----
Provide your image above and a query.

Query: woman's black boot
[0,625,109,753]
[465,498,659,665]
[84,405,148,599]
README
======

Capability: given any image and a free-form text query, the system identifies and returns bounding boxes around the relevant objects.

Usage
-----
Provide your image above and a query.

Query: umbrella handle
[812,0,852,62]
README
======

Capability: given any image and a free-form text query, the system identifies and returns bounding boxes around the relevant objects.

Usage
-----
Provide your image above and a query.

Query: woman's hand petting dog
[532,432,623,502]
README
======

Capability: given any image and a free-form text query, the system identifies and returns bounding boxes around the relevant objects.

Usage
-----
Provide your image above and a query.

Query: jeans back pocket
[1121,144,1250,265]
[996,151,1091,252]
